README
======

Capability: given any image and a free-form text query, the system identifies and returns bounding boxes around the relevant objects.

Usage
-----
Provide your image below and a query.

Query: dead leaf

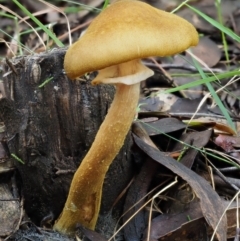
[123,159,158,241]
[173,129,212,168]
[215,134,240,152]
[79,225,108,241]
[143,200,240,240]
[140,118,186,136]
[143,201,206,241]
[188,36,221,67]
[133,134,227,241]
[186,119,237,135]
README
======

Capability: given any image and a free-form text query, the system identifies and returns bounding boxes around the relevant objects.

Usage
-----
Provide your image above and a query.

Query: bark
[0,48,133,226]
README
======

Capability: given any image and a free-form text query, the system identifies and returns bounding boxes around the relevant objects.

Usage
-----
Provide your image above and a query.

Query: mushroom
[54,0,199,234]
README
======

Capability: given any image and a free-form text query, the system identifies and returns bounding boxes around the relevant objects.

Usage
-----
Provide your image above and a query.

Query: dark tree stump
[0,48,133,227]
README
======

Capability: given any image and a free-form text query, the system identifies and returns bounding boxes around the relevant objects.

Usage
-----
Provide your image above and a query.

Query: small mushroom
[54,0,199,234]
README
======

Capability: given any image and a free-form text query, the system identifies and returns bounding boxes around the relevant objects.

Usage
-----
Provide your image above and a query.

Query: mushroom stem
[54,82,140,233]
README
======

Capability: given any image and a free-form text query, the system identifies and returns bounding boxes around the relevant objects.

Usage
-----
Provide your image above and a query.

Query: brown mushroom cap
[64,0,198,80]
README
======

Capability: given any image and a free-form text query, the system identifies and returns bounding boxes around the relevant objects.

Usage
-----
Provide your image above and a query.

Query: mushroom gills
[92,59,154,85]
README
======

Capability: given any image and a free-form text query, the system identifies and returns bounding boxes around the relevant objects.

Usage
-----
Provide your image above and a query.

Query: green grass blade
[215,0,229,64]
[12,0,64,47]
[11,153,25,164]
[38,77,53,88]
[191,57,236,132]
[186,4,240,42]
[164,70,240,93]
[102,0,110,9]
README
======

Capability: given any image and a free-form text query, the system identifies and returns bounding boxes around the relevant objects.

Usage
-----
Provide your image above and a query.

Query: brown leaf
[143,200,240,240]
[188,37,221,67]
[173,129,212,168]
[133,134,227,241]
[79,225,108,241]
[141,117,186,136]
[143,201,206,241]
[123,159,158,241]
[215,134,240,152]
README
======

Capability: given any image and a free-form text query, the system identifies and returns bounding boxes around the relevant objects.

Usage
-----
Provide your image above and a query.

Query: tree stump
[0,48,133,228]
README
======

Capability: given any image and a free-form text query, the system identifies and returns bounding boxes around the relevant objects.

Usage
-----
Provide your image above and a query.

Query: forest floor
[0,0,240,241]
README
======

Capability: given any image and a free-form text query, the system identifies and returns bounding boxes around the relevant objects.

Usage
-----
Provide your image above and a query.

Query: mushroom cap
[64,0,199,79]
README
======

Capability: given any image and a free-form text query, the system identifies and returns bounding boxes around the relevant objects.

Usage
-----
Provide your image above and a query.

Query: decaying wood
[0,48,133,229]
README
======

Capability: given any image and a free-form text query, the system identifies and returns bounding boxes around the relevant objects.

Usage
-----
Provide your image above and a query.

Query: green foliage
[12,0,64,47]
[102,0,110,9]
[191,54,236,132]
[164,70,240,93]
[11,153,25,164]
[215,0,229,64]
[186,4,240,42]
[38,77,54,88]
